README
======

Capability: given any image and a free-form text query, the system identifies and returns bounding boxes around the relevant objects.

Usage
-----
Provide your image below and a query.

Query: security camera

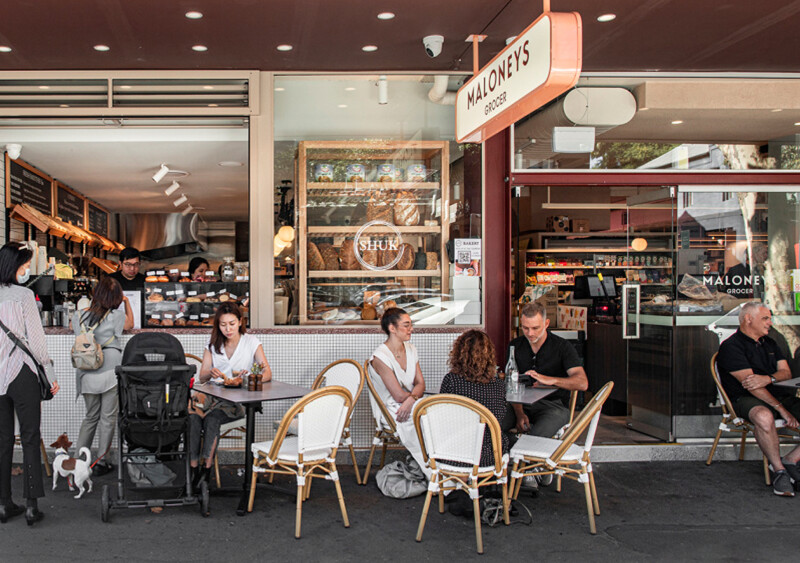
[423,35,444,58]
[5,144,21,160]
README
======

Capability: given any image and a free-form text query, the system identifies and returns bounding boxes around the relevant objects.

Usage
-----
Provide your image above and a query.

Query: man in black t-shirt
[717,302,800,496]
[506,302,588,439]
[108,247,146,291]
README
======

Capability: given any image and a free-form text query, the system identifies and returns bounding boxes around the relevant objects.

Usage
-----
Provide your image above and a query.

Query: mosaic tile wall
[40,331,460,458]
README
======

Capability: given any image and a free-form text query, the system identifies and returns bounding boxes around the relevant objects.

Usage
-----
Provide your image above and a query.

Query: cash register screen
[574,275,605,298]
[601,277,616,297]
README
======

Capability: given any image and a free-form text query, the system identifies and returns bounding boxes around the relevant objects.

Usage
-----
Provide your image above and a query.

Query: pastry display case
[297,140,450,324]
[144,280,249,328]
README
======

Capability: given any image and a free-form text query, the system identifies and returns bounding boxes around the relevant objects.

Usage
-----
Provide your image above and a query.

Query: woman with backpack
[72,276,133,476]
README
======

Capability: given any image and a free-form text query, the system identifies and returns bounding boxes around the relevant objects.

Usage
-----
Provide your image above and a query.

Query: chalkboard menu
[5,157,53,216]
[87,202,108,236]
[56,183,85,227]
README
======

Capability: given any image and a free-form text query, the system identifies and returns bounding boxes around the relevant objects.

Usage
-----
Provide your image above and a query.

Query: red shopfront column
[482,130,511,356]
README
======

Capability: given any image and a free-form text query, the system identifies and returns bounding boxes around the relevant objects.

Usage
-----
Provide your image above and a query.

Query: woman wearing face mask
[189,302,270,488]
[0,242,59,526]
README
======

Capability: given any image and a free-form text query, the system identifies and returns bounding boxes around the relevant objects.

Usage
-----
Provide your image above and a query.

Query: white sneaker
[520,475,539,490]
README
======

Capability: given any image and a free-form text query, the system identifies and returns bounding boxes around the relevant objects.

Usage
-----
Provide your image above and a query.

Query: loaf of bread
[361,249,379,268]
[425,251,439,270]
[366,191,394,223]
[394,191,420,226]
[308,241,325,271]
[361,304,377,320]
[396,243,415,270]
[317,242,340,270]
[339,239,360,270]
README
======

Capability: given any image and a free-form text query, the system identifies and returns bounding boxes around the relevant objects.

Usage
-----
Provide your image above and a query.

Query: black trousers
[0,364,45,500]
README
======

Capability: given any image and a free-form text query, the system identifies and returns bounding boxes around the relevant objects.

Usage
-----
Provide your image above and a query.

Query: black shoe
[772,469,795,497]
[93,462,114,477]
[25,507,44,526]
[782,462,800,491]
[0,502,24,523]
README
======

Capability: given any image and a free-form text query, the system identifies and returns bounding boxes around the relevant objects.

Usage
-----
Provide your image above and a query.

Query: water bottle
[506,346,520,395]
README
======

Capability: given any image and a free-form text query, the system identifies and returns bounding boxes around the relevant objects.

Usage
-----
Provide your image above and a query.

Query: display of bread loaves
[297,140,451,325]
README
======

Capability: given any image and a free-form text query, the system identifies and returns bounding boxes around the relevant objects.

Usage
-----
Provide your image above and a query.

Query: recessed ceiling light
[218,161,244,167]
[771,108,783,113]
[185,11,203,19]
[362,45,378,52]
[38,85,49,90]
[671,120,683,125]
[597,14,616,22]
[0,46,11,53]
[277,44,293,52]
[274,87,285,92]
[208,103,218,107]
[119,85,132,90]
[795,122,800,126]
[338,104,348,108]
[192,45,208,52]
[203,85,214,90]
[345,87,356,91]
[377,12,395,20]
[94,44,110,52]
[639,107,649,111]
[60,104,69,108]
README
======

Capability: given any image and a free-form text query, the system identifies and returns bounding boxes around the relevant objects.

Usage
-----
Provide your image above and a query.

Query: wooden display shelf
[307,182,439,191]
[307,225,440,235]
[526,265,672,269]
[308,269,439,279]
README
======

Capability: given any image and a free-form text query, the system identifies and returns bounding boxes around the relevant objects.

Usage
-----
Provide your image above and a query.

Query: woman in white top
[368,307,428,475]
[189,302,271,487]
[0,242,59,526]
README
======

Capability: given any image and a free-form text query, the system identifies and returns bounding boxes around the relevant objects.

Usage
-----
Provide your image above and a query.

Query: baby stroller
[100,332,208,521]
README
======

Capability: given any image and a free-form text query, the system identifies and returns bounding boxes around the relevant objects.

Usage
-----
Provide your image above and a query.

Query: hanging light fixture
[173,194,188,207]
[152,163,170,183]
[631,237,648,251]
[277,225,295,243]
[377,75,388,105]
[181,204,194,216]
[164,181,180,196]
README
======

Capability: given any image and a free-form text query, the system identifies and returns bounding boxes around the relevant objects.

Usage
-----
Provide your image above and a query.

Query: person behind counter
[187,257,209,282]
[0,242,59,526]
[72,277,134,477]
[190,302,271,489]
[109,247,146,291]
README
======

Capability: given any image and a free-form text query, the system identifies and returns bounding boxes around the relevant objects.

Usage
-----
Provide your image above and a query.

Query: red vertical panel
[482,130,511,356]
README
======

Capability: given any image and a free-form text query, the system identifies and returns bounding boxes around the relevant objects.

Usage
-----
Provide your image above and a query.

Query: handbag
[0,318,53,401]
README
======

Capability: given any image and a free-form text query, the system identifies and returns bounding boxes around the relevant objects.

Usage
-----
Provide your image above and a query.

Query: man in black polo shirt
[108,247,146,291]
[506,301,588,439]
[717,301,800,496]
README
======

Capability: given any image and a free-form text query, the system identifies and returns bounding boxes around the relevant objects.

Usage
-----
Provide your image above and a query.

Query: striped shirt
[0,284,54,396]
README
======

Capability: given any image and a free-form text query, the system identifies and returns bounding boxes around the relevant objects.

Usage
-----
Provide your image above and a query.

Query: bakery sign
[455,11,582,144]
[354,220,405,271]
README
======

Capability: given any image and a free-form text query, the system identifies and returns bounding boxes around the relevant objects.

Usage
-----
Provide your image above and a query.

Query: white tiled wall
[41,331,459,456]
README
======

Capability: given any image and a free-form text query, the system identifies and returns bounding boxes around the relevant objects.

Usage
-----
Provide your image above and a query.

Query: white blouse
[369,341,419,416]
[208,333,262,377]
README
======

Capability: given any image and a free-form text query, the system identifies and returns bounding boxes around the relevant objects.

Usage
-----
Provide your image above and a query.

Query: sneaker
[520,475,539,491]
[772,470,795,497]
[783,462,800,491]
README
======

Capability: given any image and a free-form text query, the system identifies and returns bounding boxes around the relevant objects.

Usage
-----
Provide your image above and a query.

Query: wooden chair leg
[332,465,350,528]
[362,441,379,486]
[379,443,387,468]
[584,478,596,534]
[247,467,259,512]
[438,489,445,514]
[763,455,771,486]
[268,472,274,484]
[295,476,304,539]
[472,492,483,554]
[415,490,434,542]
[304,475,313,500]
[739,431,748,461]
[214,453,221,489]
[502,481,510,526]
[347,441,362,484]
[40,439,52,477]
[509,461,520,500]
[589,470,600,515]
[556,474,562,492]
[706,427,724,465]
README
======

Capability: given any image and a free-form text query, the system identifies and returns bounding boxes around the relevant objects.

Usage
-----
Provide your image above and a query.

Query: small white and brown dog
[50,434,93,499]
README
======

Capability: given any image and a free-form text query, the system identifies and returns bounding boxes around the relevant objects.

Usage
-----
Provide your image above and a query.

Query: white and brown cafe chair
[248,386,352,539]
[361,359,403,485]
[706,352,800,485]
[509,381,614,535]
[413,394,510,555]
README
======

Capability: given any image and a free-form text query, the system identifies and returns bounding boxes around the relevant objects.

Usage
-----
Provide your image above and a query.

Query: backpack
[71,311,114,371]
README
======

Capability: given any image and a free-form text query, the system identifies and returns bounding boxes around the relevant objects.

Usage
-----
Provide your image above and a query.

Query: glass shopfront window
[273,75,483,326]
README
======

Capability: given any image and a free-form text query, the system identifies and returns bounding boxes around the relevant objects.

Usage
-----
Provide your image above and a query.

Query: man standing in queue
[717,301,800,496]
[506,301,589,440]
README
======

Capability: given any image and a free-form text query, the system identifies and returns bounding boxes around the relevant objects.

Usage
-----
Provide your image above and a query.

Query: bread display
[425,251,439,270]
[393,191,420,226]
[382,299,398,312]
[145,275,159,283]
[366,191,394,223]
[361,304,377,320]
[396,243,415,270]
[161,318,174,327]
[339,239,360,270]
[317,242,340,270]
[148,293,164,302]
[308,241,326,271]
[361,249,379,268]
[174,318,187,327]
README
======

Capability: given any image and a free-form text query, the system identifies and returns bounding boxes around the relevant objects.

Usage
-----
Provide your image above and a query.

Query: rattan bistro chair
[248,386,352,539]
[361,360,403,485]
[706,352,800,485]
[310,359,365,484]
[413,394,510,555]
[509,381,614,535]
[185,353,247,488]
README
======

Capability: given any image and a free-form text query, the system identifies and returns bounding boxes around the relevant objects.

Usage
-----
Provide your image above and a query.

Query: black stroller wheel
[199,480,210,517]
[100,485,111,523]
